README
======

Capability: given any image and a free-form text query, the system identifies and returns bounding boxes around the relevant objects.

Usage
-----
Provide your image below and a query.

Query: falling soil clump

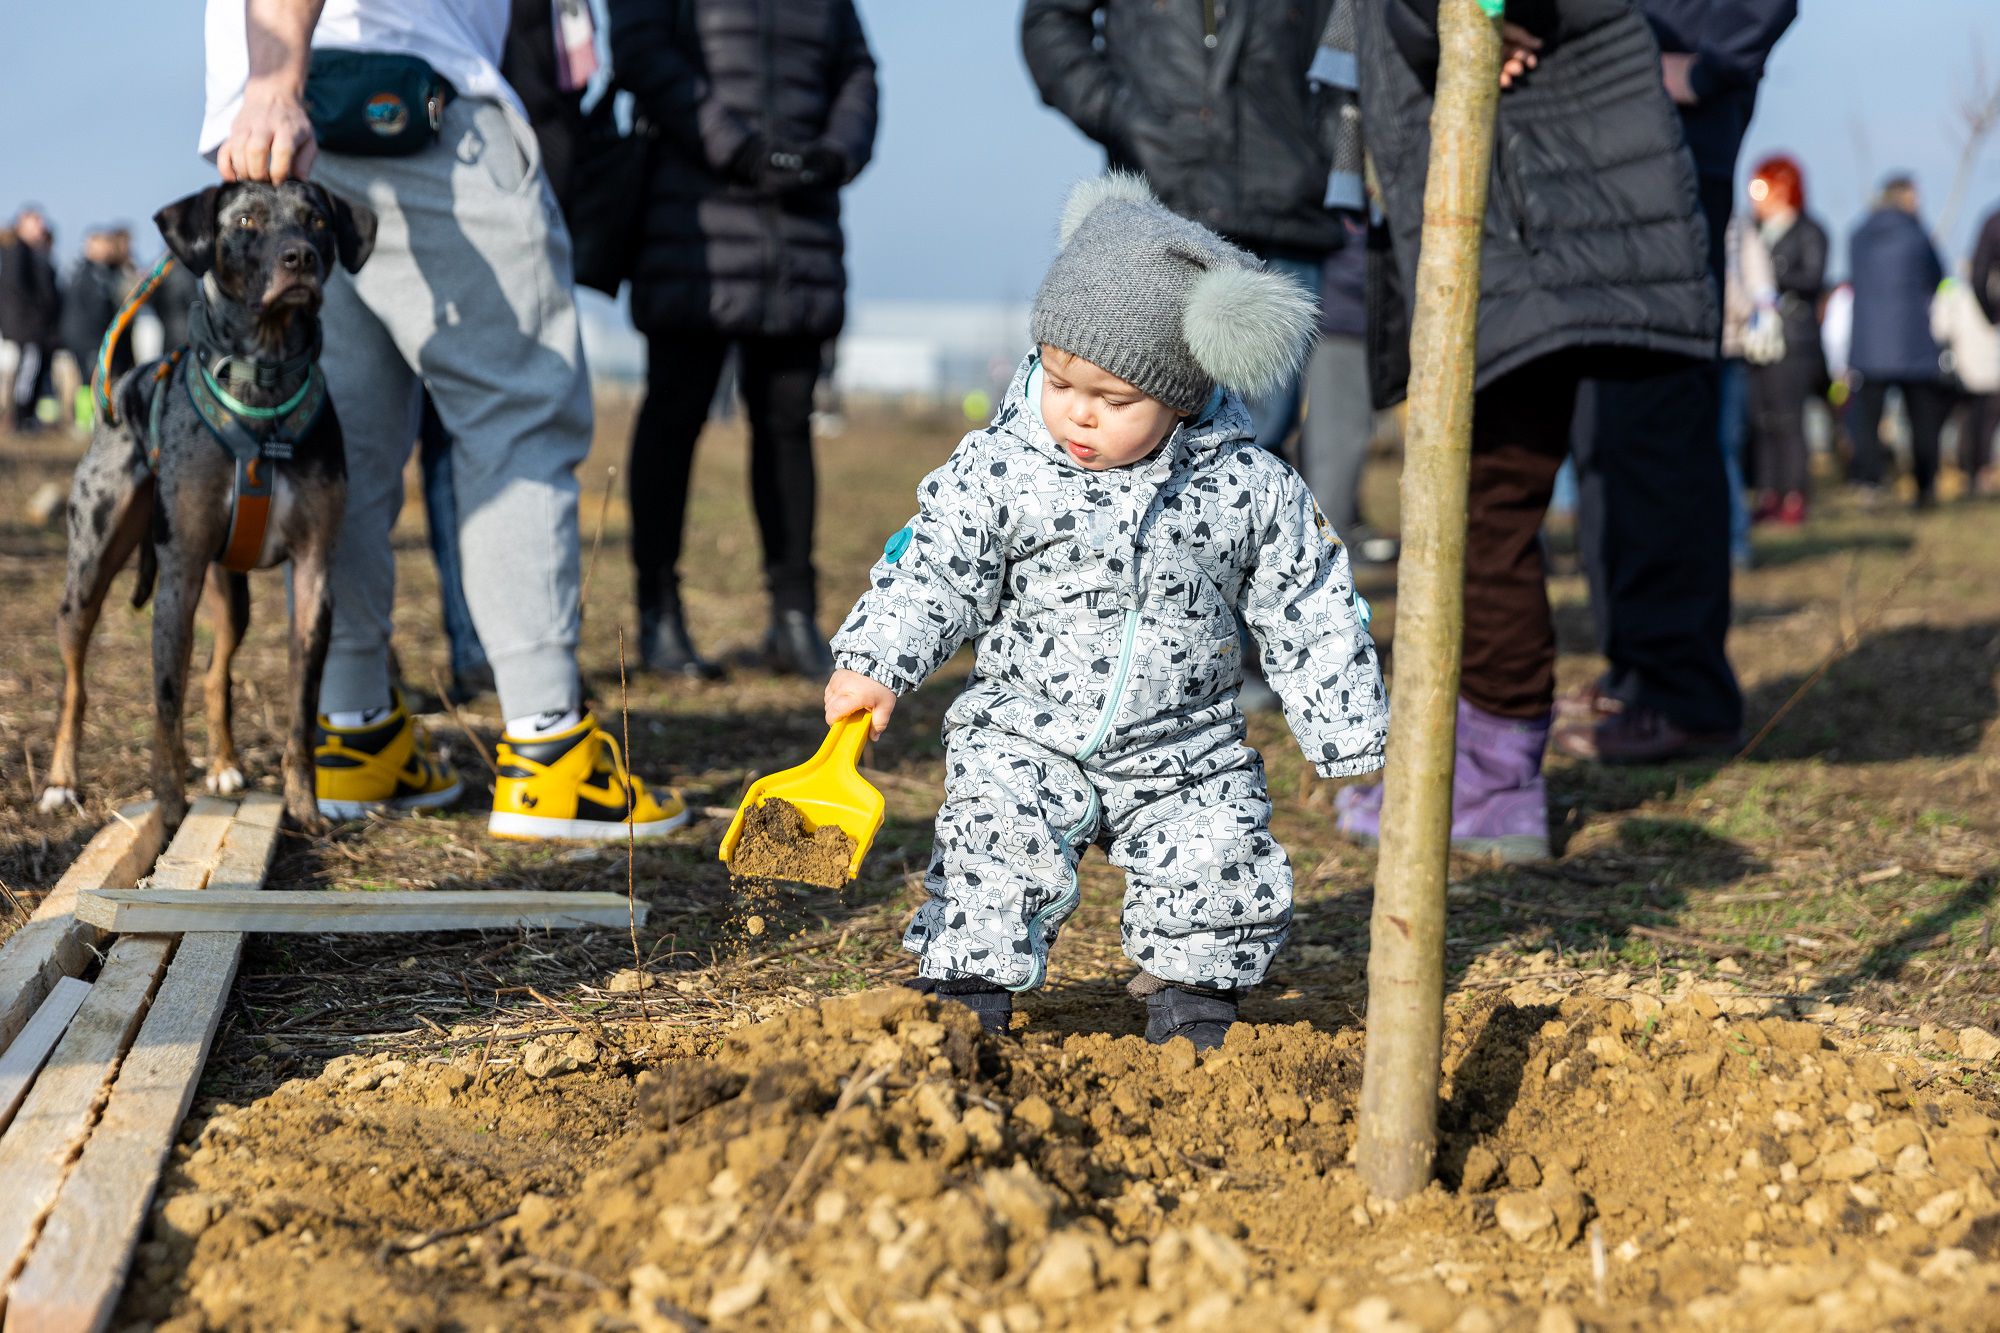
[727,797,855,889]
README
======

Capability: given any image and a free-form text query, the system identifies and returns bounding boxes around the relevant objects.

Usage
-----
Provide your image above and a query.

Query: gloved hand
[725,135,809,192]
[725,133,771,185]
[1743,300,1786,366]
[798,145,849,189]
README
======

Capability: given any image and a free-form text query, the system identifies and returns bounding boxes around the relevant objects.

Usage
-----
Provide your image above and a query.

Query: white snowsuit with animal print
[832,352,1388,993]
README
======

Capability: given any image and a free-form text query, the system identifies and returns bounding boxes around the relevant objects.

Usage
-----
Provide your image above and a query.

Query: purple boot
[1333,698,1552,863]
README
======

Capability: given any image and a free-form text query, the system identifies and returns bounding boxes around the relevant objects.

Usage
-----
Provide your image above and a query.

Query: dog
[40,180,375,832]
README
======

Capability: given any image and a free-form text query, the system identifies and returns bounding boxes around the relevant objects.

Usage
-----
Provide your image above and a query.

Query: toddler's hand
[826,669,896,739]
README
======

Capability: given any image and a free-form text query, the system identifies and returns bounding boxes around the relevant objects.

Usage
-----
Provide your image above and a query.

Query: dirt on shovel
[726,797,856,890]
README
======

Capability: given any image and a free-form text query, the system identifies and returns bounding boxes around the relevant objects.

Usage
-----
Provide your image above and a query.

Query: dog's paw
[286,803,330,837]
[205,765,246,796]
[37,786,78,814]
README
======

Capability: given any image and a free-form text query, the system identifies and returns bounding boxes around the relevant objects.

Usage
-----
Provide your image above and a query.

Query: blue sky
[3,1,1996,293]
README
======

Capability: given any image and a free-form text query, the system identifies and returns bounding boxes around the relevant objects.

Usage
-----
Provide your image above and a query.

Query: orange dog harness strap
[220,455,276,573]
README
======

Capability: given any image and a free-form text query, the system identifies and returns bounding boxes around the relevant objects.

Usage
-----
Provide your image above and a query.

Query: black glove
[798,145,850,189]
[725,133,772,185]
[726,135,809,191]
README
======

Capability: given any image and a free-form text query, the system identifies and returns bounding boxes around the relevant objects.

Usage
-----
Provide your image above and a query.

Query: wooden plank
[76,888,648,935]
[143,797,239,893]
[0,938,169,1298]
[0,799,231,1307]
[0,981,91,1137]
[5,794,283,1333]
[0,804,161,1052]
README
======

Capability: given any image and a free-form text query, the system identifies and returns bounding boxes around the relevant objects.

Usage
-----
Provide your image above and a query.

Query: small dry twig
[737,1063,888,1269]
[379,1205,518,1259]
[619,627,644,993]
[1735,561,1922,763]
[579,464,619,626]
[430,668,499,780]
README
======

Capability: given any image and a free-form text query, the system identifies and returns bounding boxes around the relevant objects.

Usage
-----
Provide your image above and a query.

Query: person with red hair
[1745,153,1828,523]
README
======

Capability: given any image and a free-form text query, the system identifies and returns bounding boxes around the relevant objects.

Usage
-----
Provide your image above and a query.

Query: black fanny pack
[304,49,452,156]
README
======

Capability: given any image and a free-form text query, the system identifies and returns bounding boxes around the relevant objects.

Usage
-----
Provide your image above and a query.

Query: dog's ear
[154,186,224,277]
[314,185,377,274]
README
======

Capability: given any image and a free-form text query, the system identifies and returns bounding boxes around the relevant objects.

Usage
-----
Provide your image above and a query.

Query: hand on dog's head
[155,181,376,318]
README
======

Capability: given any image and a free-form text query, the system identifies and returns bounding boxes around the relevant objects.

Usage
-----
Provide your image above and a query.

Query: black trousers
[9,340,56,425]
[1572,159,1743,736]
[1748,352,1817,496]
[629,332,823,618]
[1573,353,1743,735]
[1851,377,1949,499]
[1959,392,2000,480]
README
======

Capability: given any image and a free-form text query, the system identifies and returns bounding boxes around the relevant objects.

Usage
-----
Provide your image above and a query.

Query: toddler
[825,175,1388,1047]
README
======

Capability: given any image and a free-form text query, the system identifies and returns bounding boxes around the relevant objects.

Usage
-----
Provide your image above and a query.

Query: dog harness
[134,301,328,573]
[98,263,328,573]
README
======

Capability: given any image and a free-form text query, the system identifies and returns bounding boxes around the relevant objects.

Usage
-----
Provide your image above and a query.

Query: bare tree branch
[1939,35,2000,246]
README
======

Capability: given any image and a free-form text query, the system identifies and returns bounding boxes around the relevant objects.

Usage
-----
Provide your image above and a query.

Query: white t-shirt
[199,0,525,157]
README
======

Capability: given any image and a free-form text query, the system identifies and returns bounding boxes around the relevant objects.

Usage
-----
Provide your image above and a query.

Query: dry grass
[0,393,1995,1106]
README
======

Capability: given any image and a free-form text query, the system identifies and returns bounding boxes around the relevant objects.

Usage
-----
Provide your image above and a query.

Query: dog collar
[184,298,326,466]
[188,298,322,395]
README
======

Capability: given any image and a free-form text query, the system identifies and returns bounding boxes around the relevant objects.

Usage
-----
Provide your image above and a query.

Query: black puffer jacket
[61,260,133,375]
[608,0,877,338]
[0,239,60,345]
[1021,0,1343,259]
[1360,0,1717,398]
[1765,213,1826,365]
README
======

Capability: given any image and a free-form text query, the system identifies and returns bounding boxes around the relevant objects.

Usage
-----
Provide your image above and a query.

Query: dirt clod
[113,981,2000,1331]
[727,797,855,888]
[1495,1191,1555,1244]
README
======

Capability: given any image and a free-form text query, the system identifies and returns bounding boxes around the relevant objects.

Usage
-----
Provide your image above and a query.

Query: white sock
[326,705,393,729]
[507,707,584,740]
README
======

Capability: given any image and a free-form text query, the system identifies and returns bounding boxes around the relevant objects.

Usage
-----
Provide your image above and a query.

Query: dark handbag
[304,50,450,157]
[566,99,650,296]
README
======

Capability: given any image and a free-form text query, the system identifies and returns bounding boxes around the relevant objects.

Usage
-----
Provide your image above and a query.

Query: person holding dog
[204,0,687,841]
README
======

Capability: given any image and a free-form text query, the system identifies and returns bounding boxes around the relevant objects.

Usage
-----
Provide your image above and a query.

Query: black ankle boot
[906,975,1013,1035]
[763,609,834,677]
[1133,973,1239,1050]
[641,606,723,681]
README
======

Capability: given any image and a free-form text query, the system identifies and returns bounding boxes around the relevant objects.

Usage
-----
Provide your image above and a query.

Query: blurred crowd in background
[2,0,1997,847]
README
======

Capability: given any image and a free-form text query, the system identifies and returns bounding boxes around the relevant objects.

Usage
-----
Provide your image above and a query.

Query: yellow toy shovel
[718,712,885,881]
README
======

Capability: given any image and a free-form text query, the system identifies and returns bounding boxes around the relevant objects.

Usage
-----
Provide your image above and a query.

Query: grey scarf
[1308,0,1365,213]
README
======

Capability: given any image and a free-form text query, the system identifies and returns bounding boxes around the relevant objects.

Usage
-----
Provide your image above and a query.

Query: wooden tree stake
[1355,0,1504,1202]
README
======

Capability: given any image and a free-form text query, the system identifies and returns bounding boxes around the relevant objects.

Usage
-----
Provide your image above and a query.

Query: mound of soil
[127,982,2000,1331]
[728,798,856,889]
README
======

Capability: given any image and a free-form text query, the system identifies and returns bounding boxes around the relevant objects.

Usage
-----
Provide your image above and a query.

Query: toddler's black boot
[1132,972,1239,1051]
[905,975,1013,1035]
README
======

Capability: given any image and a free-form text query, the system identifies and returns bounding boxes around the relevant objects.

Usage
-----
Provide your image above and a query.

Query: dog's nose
[279,243,320,273]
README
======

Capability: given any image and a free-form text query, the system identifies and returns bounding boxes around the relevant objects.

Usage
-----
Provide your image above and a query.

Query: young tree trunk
[1355,0,1503,1202]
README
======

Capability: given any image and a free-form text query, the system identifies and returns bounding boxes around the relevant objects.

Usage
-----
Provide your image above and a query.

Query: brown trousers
[1460,357,1584,720]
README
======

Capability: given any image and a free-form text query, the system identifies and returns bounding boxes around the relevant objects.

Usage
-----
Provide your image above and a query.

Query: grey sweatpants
[311,97,591,719]
[1297,334,1372,532]
[904,727,1293,993]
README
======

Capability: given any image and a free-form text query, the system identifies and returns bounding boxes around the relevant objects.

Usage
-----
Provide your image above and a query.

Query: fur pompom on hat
[1031,173,1316,413]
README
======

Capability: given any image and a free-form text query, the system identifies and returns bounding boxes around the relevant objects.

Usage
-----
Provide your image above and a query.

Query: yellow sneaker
[488,713,690,841]
[315,692,463,820]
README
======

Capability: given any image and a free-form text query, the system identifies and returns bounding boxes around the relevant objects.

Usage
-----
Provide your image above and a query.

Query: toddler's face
[1038,345,1186,470]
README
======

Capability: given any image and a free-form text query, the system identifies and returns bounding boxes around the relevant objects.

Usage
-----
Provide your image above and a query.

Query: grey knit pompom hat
[1030,173,1317,413]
